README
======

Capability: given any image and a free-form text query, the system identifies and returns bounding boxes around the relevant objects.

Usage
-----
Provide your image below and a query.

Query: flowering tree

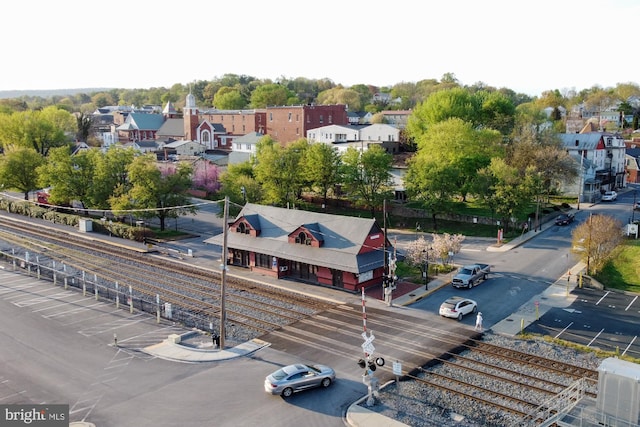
[405,233,465,274]
[431,232,465,266]
[404,236,434,275]
[191,159,220,195]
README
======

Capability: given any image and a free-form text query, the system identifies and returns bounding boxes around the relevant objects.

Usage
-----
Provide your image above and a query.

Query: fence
[0,247,219,333]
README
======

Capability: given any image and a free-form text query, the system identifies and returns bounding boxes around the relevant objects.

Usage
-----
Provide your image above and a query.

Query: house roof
[233,132,264,144]
[125,113,165,131]
[558,133,603,150]
[156,118,184,138]
[204,203,386,273]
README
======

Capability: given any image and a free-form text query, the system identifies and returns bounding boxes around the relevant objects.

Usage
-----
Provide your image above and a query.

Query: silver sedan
[264,363,335,398]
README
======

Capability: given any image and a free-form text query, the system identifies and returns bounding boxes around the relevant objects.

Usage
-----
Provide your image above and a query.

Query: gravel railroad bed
[362,332,606,427]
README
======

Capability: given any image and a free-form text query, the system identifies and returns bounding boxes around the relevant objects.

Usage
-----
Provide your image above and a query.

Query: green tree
[219,161,261,216]
[36,146,96,207]
[303,142,342,206]
[254,138,308,206]
[0,107,74,156]
[476,158,536,231]
[87,147,136,209]
[250,84,298,108]
[109,154,196,231]
[404,156,458,230]
[340,145,393,216]
[0,146,45,199]
[213,87,247,110]
[317,86,362,111]
[409,118,503,202]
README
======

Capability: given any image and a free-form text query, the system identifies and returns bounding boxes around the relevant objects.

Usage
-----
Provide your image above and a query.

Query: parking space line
[625,295,638,311]
[33,296,89,313]
[587,328,605,347]
[595,291,610,305]
[622,336,637,357]
[554,321,573,339]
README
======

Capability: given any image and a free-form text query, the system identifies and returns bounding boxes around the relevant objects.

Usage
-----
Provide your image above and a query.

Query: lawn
[595,238,640,293]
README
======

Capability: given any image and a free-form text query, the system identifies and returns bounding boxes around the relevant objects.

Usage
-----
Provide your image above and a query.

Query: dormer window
[237,223,249,234]
[295,231,311,245]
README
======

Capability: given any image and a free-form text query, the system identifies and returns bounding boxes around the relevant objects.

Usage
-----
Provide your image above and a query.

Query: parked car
[264,363,335,397]
[602,191,617,201]
[555,213,575,226]
[439,296,478,320]
[451,264,490,289]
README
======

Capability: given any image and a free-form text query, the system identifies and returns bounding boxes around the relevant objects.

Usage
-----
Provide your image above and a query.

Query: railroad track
[0,217,335,339]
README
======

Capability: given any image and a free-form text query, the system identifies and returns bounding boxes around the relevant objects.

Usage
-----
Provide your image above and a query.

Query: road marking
[554,321,573,339]
[622,336,637,357]
[625,295,638,311]
[595,291,610,305]
[587,328,605,347]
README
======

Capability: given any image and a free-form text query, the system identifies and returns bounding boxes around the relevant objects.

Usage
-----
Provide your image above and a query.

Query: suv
[439,296,477,320]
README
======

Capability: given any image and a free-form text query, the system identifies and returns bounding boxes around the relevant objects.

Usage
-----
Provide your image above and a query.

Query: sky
[2,0,638,97]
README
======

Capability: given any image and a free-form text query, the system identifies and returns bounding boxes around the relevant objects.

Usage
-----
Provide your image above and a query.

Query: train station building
[204,203,392,291]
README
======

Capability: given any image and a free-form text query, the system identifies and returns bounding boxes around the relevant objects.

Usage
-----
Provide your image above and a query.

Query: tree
[431,233,465,266]
[218,161,261,216]
[407,118,503,203]
[0,146,45,199]
[88,147,136,209]
[249,84,298,108]
[476,158,537,231]
[506,126,578,201]
[76,112,93,142]
[340,145,393,216]
[213,87,247,110]
[317,87,363,111]
[36,146,96,207]
[571,214,623,275]
[254,137,308,206]
[404,156,458,230]
[109,154,196,231]
[191,159,221,195]
[0,107,74,156]
[404,236,435,278]
[302,143,342,206]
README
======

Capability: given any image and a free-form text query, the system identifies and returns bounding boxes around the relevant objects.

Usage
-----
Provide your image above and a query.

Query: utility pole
[219,196,229,350]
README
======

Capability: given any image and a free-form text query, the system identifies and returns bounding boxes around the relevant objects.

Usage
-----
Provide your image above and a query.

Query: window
[328,115,332,124]
[319,115,324,124]
[270,113,273,121]
[288,112,292,122]
[255,253,271,268]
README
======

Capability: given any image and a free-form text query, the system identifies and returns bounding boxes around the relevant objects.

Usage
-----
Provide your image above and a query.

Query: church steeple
[184,87,199,141]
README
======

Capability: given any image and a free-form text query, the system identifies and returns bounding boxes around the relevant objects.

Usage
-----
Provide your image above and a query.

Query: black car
[555,213,575,226]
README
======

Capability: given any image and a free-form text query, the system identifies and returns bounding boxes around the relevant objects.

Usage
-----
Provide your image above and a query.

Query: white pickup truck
[452,263,490,289]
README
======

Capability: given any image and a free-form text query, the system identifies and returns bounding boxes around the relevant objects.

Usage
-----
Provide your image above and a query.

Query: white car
[602,191,617,201]
[439,296,477,320]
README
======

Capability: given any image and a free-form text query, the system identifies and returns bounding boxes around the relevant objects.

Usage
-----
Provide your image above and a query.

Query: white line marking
[625,295,638,311]
[595,292,610,305]
[587,328,605,347]
[554,322,574,339]
[621,336,637,357]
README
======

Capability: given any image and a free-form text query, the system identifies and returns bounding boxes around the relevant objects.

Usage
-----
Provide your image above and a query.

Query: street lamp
[240,186,247,204]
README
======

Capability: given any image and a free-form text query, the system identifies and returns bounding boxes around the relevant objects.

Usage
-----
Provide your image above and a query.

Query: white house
[558,132,626,202]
